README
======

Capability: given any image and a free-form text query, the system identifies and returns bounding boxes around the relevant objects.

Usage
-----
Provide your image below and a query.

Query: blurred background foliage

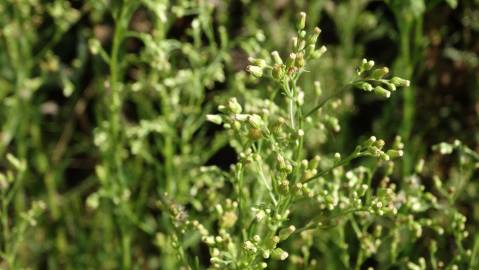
[0,0,478,268]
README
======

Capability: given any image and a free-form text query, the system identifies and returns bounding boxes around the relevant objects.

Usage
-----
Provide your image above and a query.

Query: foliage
[0,0,478,269]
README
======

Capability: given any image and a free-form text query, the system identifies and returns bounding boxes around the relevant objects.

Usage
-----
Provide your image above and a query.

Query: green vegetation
[0,0,478,269]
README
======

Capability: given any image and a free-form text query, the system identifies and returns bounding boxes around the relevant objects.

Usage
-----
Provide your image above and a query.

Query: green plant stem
[303,151,362,184]
[305,84,352,118]
[109,4,131,268]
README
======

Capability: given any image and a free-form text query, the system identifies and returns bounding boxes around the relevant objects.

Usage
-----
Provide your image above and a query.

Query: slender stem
[289,99,295,130]
[305,84,352,118]
[109,4,132,268]
[302,151,362,184]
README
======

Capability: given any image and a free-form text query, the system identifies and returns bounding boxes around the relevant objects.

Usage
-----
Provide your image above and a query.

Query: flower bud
[88,39,101,55]
[246,65,264,78]
[271,64,283,80]
[371,67,389,79]
[279,225,296,240]
[206,114,222,125]
[279,180,290,195]
[306,44,315,58]
[292,37,298,50]
[265,235,280,249]
[354,81,373,91]
[334,152,341,163]
[248,128,263,140]
[385,82,397,92]
[386,149,403,158]
[243,240,257,253]
[271,248,289,260]
[308,27,321,44]
[309,155,321,169]
[360,59,375,71]
[373,86,391,98]
[312,46,327,59]
[364,136,377,148]
[295,52,305,68]
[248,57,267,68]
[374,139,385,149]
[220,211,238,228]
[227,98,242,114]
[271,51,283,65]
[286,53,296,67]
[391,76,410,87]
[247,114,263,129]
[297,12,306,30]
[415,159,425,173]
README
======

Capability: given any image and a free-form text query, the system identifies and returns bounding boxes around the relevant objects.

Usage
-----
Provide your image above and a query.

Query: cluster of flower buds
[21,200,46,227]
[239,226,294,267]
[354,58,410,98]
[359,135,404,161]
[204,229,236,269]
[245,12,327,82]
[207,97,272,142]
[217,199,239,229]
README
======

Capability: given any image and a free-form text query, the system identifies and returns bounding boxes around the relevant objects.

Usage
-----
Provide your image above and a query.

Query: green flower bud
[364,136,377,147]
[279,180,290,195]
[248,57,267,68]
[271,51,283,65]
[308,27,321,44]
[386,149,403,158]
[358,184,369,196]
[248,128,263,140]
[385,82,397,92]
[373,139,385,149]
[433,176,442,189]
[88,38,101,55]
[373,86,391,98]
[306,44,315,58]
[243,240,257,253]
[355,81,373,91]
[277,153,286,170]
[298,40,306,50]
[227,98,242,114]
[246,65,264,78]
[220,211,238,228]
[297,12,306,30]
[247,114,263,129]
[371,67,389,79]
[334,152,341,163]
[265,235,280,249]
[271,248,289,260]
[279,225,296,240]
[415,159,425,173]
[312,46,327,59]
[295,52,305,68]
[292,37,299,50]
[292,183,303,196]
[309,155,321,169]
[391,76,410,87]
[286,53,297,67]
[272,64,284,80]
[360,59,375,71]
[206,114,222,125]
